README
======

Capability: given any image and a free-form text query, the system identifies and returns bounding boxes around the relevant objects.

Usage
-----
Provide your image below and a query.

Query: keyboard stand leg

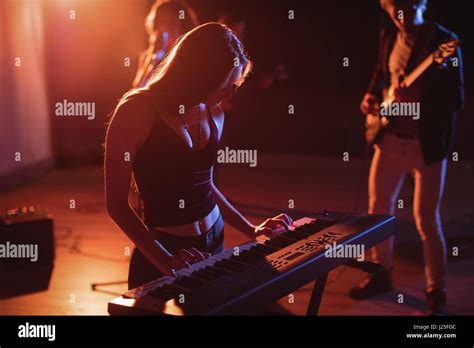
[306,273,328,316]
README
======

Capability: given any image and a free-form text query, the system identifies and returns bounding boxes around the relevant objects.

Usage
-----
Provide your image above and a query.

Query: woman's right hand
[254,213,293,238]
[360,93,378,115]
[164,248,211,276]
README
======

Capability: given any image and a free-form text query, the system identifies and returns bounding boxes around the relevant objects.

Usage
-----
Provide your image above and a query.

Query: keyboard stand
[305,259,385,315]
[306,273,328,316]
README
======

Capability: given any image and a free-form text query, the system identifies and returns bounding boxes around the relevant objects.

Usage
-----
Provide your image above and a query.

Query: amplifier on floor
[0,206,55,298]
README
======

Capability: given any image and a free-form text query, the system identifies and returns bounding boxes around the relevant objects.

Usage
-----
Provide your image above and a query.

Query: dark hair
[145,0,199,37]
[146,22,252,108]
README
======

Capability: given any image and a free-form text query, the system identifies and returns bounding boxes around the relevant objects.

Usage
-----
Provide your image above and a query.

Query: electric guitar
[364,38,460,147]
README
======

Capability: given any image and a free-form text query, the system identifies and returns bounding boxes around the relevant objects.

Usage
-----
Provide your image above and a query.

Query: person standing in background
[132,0,199,88]
[351,0,464,315]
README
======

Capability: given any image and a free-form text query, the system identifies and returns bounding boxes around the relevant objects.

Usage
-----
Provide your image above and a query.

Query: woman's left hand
[254,213,293,238]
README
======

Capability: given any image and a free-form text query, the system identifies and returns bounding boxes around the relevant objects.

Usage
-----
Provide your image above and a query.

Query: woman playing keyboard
[104,23,292,289]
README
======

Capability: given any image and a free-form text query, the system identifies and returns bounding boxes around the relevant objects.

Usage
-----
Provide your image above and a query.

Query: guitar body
[363,38,459,151]
[364,113,384,147]
[364,87,392,149]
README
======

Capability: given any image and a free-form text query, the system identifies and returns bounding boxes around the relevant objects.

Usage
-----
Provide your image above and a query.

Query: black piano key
[164,283,190,294]
[278,231,303,241]
[148,283,186,301]
[294,231,313,239]
[308,219,335,229]
[205,264,233,275]
[187,275,209,284]
[272,236,295,246]
[190,270,214,282]
[251,244,275,255]
[233,250,263,263]
[291,230,312,238]
[192,267,222,281]
[148,288,174,301]
[211,266,234,274]
[227,255,251,265]
[225,258,248,268]
[263,239,286,249]
[246,248,270,257]
[202,266,228,277]
[173,276,206,290]
[295,225,317,234]
[230,254,253,265]
[214,259,245,272]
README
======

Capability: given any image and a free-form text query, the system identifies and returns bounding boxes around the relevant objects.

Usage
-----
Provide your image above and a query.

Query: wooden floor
[0,154,473,315]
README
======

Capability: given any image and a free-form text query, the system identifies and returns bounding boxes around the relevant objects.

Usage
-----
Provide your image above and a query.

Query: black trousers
[128,215,224,290]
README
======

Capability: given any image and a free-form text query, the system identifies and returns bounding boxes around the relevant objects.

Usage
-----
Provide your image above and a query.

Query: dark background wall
[40,0,471,165]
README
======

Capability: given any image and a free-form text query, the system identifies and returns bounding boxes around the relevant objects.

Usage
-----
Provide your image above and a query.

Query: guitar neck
[402,53,434,88]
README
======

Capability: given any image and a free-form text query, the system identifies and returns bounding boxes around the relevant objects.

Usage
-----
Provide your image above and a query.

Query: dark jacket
[367,20,464,165]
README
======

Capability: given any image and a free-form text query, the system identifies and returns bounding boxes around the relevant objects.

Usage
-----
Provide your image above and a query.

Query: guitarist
[350,0,464,315]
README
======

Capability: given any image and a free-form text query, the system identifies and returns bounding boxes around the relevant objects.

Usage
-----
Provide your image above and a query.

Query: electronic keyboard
[108,211,395,315]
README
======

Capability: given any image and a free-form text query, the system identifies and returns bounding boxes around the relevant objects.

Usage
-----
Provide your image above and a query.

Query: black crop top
[131,90,220,227]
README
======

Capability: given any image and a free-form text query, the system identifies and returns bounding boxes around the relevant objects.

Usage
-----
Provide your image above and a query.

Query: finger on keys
[269,225,286,238]
[188,247,206,261]
[267,218,288,230]
[276,213,293,226]
[257,227,273,237]
[173,257,191,269]
[178,249,199,263]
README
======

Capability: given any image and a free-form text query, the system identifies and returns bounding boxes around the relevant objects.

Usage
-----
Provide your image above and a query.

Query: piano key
[147,287,174,301]
[173,276,206,290]
[110,214,398,316]
[309,219,335,228]
[263,239,287,248]
[225,255,250,266]
[251,244,275,255]
[278,231,303,241]
[198,266,228,278]
[174,250,235,276]
[148,283,186,300]
[231,251,262,263]
[215,259,247,271]
[296,225,318,234]
[246,248,271,257]
[190,269,217,282]
[211,263,234,274]
[166,282,190,293]
[272,236,296,246]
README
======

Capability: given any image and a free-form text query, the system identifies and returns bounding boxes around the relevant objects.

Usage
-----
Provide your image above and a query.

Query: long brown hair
[146,22,252,109]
